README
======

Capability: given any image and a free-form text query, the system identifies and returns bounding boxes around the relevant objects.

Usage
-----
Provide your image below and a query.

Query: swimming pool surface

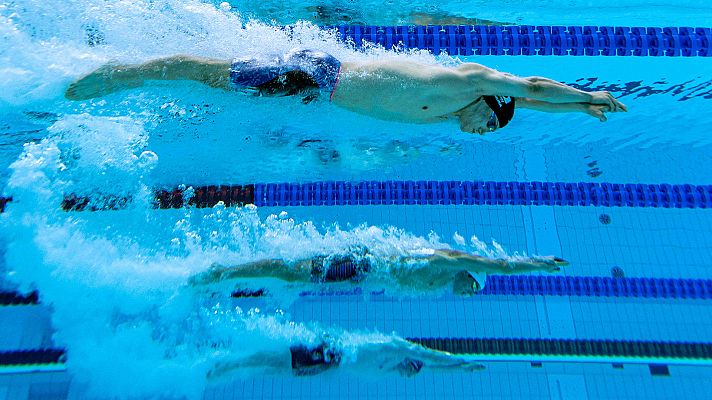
[1,0,712,399]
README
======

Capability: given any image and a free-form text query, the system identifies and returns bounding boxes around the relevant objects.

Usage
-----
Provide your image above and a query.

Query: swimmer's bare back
[332,60,490,123]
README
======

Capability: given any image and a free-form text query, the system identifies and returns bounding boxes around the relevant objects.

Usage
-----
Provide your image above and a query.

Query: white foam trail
[0,113,460,398]
[0,0,437,110]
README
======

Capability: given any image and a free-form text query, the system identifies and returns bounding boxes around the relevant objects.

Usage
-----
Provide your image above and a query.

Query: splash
[0,0,439,110]
[0,113,456,398]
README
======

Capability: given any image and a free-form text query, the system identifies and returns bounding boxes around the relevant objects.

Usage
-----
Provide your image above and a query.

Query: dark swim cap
[483,96,516,128]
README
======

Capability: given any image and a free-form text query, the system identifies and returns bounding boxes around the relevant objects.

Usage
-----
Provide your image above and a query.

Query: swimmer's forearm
[190,259,310,285]
[429,251,505,273]
[468,68,593,103]
[406,343,483,370]
[517,98,587,114]
[127,56,231,89]
[208,352,288,379]
[521,77,593,104]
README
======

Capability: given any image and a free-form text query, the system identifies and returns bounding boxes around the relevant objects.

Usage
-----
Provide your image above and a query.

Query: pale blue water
[1,1,712,399]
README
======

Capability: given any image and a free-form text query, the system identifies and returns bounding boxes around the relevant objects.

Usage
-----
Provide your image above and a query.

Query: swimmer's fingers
[583,104,608,122]
[552,256,570,266]
[532,256,570,267]
[463,361,486,371]
[604,93,619,112]
[590,91,626,113]
[612,97,628,112]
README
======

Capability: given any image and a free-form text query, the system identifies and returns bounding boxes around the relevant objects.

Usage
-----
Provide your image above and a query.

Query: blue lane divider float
[481,275,712,299]
[321,25,712,57]
[7,276,711,305]
[248,181,712,209]
[49,180,712,212]
[291,275,712,300]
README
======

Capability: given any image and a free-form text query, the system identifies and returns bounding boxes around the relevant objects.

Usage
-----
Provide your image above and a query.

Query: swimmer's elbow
[523,78,545,96]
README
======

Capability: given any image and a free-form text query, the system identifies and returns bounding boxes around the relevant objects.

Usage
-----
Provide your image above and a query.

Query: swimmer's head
[454,97,499,135]
[483,95,515,129]
[452,270,479,296]
[396,357,424,377]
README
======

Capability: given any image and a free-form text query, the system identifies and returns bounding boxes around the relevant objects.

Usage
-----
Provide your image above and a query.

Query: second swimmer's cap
[483,96,516,128]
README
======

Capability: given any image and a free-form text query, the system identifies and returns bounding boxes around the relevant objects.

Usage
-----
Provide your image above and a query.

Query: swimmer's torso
[331,60,479,123]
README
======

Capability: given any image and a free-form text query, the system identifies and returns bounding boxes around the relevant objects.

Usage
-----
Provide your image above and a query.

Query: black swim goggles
[486,112,499,132]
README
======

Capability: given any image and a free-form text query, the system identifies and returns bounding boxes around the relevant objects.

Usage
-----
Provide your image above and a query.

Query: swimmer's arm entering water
[189,259,312,286]
[65,56,230,100]
[207,351,292,380]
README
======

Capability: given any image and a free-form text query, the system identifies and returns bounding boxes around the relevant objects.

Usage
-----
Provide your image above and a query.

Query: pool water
[1,0,712,399]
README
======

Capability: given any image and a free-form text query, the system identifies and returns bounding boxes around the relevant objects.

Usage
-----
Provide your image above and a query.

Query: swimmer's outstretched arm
[422,249,568,274]
[400,339,485,371]
[467,65,627,112]
[516,98,617,122]
[431,63,627,113]
[65,56,231,100]
[207,351,290,380]
[188,259,312,286]
[360,338,484,376]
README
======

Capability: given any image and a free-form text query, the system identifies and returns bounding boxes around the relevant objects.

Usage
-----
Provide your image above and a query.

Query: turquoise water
[1,0,712,399]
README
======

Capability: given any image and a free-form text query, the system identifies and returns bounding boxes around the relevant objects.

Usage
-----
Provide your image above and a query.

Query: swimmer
[189,248,569,295]
[65,49,627,134]
[208,335,484,379]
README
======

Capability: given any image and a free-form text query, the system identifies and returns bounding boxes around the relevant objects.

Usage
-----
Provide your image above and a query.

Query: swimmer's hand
[583,104,614,122]
[588,91,628,114]
[463,361,486,371]
[507,256,569,273]
[188,264,225,287]
[65,64,144,101]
